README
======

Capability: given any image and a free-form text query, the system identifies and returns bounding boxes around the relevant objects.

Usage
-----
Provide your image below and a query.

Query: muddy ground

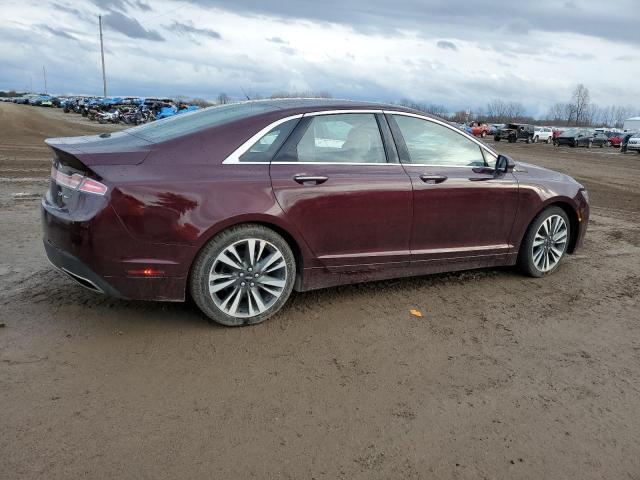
[1,102,639,479]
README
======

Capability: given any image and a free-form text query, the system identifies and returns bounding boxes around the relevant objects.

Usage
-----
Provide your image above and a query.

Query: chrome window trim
[270,162,399,166]
[222,114,303,164]
[383,110,499,163]
[222,108,499,167]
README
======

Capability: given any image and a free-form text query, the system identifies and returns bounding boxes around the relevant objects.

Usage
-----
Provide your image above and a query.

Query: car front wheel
[189,224,296,326]
[518,207,570,277]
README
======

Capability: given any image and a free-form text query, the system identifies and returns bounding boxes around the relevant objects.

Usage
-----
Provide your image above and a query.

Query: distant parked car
[494,123,535,143]
[469,122,491,137]
[606,131,624,147]
[488,124,503,135]
[623,133,640,154]
[534,127,554,143]
[554,128,595,148]
[591,131,610,148]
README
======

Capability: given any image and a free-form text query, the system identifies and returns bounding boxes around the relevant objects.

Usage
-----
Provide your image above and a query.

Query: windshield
[560,128,580,136]
[125,102,280,142]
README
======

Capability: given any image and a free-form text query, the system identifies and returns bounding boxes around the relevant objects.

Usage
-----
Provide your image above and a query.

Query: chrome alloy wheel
[208,238,287,318]
[532,214,568,272]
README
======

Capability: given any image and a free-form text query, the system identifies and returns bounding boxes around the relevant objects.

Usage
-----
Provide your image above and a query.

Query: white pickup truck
[534,127,554,143]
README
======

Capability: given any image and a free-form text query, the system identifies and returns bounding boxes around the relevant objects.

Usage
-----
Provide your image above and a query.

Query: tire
[533,136,539,143]
[509,135,516,143]
[189,224,296,326]
[572,140,578,148]
[518,206,571,278]
[494,136,500,142]
[587,140,592,149]
[546,136,551,144]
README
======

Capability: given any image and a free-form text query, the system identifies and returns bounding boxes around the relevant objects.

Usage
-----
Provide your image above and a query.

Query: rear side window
[392,115,486,166]
[295,114,386,163]
[127,102,279,143]
[239,118,299,162]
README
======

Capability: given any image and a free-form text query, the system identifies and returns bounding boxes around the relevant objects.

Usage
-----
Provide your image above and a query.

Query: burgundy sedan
[42,99,589,326]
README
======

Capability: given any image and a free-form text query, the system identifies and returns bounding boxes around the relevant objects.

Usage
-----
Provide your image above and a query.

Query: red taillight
[51,165,108,195]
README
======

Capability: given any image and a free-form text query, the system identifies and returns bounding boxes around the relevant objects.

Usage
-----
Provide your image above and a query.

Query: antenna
[99,15,107,97]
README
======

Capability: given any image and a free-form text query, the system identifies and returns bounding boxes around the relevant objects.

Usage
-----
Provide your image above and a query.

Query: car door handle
[419,174,447,184]
[293,174,329,185]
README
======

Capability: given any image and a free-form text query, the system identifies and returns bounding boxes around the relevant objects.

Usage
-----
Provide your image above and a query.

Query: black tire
[189,224,296,326]
[546,136,551,144]
[572,140,578,148]
[533,136,539,143]
[494,136,500,142]
[587,140,592,149]
[518,206,571,278]
[509,135,516,143]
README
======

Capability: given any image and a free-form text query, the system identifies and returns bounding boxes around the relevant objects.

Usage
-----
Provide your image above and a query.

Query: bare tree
[568,84,590,125]
[270,91,332,99]
[399,99,448,118]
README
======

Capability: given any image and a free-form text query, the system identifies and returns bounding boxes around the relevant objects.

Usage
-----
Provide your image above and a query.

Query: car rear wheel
[546,136,551,144]
[587,140,593,149]
[189,224,296,326]
[518,207,570,277]
[533,136,538,143]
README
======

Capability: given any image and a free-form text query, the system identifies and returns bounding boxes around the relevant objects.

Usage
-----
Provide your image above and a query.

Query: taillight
[51,165,108,195]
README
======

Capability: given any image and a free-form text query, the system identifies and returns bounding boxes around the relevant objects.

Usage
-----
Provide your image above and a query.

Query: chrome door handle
[419,174,447,184]
[293,175,329,185]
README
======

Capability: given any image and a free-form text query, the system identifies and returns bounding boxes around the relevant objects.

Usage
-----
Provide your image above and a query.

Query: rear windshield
[126,102,279,142]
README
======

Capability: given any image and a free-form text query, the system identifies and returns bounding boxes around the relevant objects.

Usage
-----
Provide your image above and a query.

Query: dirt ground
[1,102,639,479]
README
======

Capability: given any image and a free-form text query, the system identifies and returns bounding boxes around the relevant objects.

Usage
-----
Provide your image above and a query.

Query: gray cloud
[266,36,288,44]
[38,24,78,41]
[182,0,640,46]
[168,20,221,39]
[102,10,164,41]
[88,0,151,12]
[436,40,457,51]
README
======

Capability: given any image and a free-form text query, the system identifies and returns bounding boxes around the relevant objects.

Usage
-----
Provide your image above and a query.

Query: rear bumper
[44,239,124,297]
[41,198,187,302]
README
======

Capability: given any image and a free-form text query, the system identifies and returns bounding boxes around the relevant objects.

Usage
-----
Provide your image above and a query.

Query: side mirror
[495,154,515,175]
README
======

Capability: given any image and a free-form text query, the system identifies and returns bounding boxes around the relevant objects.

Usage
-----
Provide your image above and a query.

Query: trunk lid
[45,130,154,166]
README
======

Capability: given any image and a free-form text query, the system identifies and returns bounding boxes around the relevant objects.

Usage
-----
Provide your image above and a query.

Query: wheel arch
[188,214,311,289]
[523,200,580,254]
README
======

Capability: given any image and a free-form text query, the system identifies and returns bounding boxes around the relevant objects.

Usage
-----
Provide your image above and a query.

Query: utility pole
[99,14,107,97]
[42,66,47,94]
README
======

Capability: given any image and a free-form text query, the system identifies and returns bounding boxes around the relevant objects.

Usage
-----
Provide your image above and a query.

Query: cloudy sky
[2,0,639,115]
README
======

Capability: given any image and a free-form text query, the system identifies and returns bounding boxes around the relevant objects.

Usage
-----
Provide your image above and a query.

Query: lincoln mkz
[42,99,589,326]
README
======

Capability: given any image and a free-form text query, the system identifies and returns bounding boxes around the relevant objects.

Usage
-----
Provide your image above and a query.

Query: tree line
[401,84,637,128]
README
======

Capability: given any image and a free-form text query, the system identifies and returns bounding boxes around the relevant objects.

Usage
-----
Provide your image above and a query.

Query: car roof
[231,98,419,116]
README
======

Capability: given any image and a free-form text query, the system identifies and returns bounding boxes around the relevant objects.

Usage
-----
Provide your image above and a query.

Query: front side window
[392,115,486,166]
[295,114,386,163]
[239,118,299,162]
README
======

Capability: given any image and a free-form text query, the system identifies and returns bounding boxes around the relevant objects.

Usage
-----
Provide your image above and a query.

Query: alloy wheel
[532,215,568,272]
[208,238,287,318]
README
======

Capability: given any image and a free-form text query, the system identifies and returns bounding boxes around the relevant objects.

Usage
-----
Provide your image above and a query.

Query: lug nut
[250,283,255,287]
[248,267,253,272]
[254,273,259,278]
[240,282,246,287]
